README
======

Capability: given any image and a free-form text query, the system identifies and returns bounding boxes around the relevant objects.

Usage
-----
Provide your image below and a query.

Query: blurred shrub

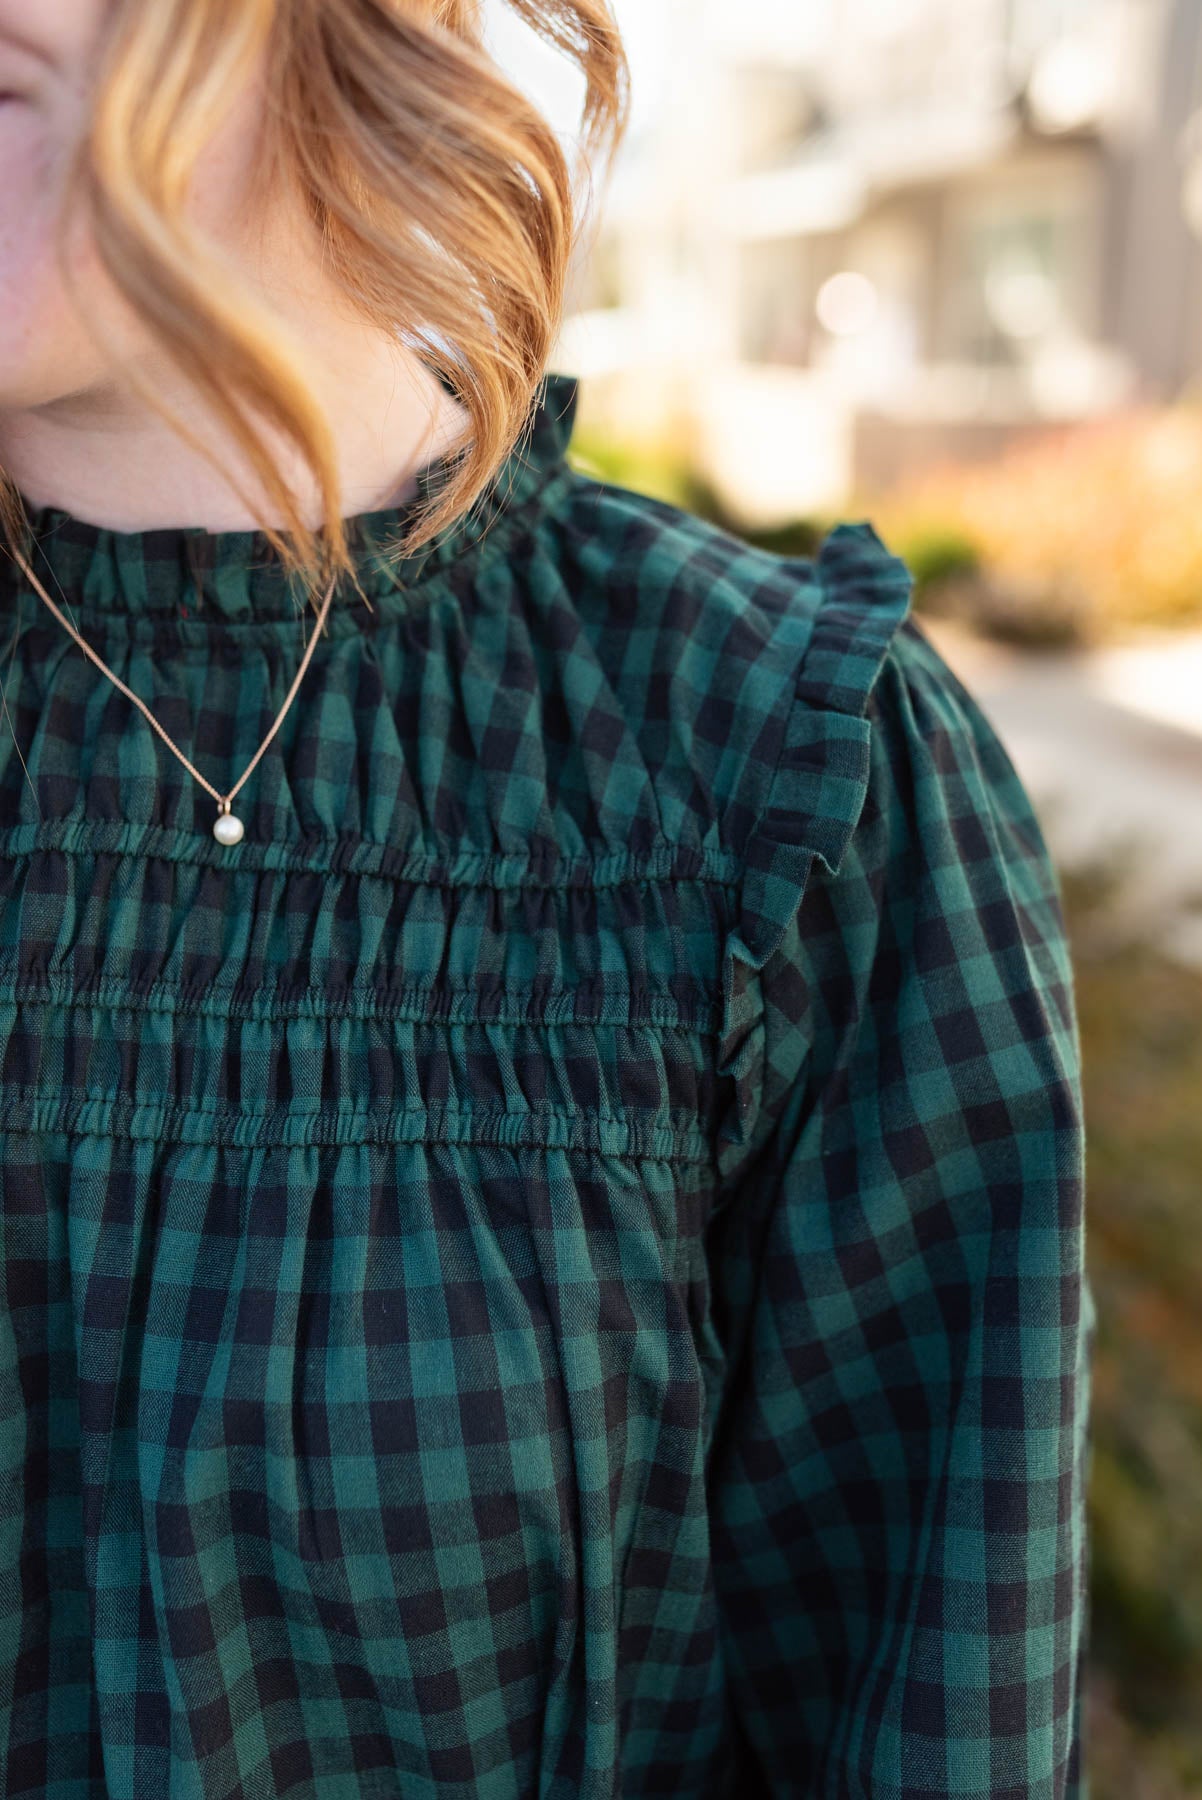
[870,406,1202,647]
[888,521,982,595]
[566,425,716,517]
[685,482,830,558]
[1059,856,1202,1799]
[566,428,831,556]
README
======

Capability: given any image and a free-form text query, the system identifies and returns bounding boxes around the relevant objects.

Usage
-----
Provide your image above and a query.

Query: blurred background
[488,2,1202,1795]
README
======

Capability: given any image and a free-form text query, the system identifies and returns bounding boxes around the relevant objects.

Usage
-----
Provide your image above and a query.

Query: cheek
[0,95,61,255]
[0,94,105,402]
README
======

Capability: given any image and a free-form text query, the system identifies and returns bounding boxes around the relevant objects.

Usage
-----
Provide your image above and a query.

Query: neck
[0,223,472,536]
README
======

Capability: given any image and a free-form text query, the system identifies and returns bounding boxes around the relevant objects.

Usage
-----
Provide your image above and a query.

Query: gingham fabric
[0,369,1094,1799]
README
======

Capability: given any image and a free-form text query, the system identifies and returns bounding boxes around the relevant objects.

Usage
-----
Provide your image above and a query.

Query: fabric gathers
[0,370,1094,1798]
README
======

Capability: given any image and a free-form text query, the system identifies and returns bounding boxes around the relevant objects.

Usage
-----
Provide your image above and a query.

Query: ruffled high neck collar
[2,369,581,632]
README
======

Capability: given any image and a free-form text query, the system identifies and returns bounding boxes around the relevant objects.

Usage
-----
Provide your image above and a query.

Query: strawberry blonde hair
[0,0,629,608]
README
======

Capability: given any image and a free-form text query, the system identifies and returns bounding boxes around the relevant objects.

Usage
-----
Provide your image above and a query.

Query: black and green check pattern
[0,370,1093,1797]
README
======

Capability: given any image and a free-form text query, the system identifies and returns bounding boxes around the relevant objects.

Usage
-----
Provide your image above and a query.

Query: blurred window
[936,164,1095,366]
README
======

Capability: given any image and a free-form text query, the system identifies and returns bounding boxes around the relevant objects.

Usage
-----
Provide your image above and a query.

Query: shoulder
[525,446,1056,989]
[553,465,912,688]
[542,465,917,878]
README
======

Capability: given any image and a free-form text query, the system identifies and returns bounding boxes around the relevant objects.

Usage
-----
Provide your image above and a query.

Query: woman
[0,3,1093,1797]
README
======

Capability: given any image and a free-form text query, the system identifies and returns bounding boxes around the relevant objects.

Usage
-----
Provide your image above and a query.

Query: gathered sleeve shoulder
[706,523,1096,1798]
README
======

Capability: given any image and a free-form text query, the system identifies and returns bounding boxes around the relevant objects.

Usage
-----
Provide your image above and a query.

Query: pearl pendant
[213,808,245,845]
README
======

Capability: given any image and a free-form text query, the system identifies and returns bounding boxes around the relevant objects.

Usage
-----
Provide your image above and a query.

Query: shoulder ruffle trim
[715,521,913,1181]
[732,521,913,976]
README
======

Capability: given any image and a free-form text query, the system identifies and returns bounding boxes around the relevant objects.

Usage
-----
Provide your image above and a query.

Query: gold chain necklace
[8,545,337,845]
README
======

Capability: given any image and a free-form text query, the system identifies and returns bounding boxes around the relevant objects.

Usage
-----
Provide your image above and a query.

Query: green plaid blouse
[0,370,1094,1799]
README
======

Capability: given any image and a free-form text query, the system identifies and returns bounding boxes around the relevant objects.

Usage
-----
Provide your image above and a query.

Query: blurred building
[559,0,1202,517]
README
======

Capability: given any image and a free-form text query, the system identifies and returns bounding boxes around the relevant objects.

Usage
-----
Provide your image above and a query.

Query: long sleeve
[706,543,1095,1799]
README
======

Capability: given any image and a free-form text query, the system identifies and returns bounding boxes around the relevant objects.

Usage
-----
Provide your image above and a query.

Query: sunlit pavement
[918,617,1202,971]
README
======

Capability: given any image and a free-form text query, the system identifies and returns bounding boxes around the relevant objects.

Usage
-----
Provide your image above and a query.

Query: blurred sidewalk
[919,618,1202,971]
